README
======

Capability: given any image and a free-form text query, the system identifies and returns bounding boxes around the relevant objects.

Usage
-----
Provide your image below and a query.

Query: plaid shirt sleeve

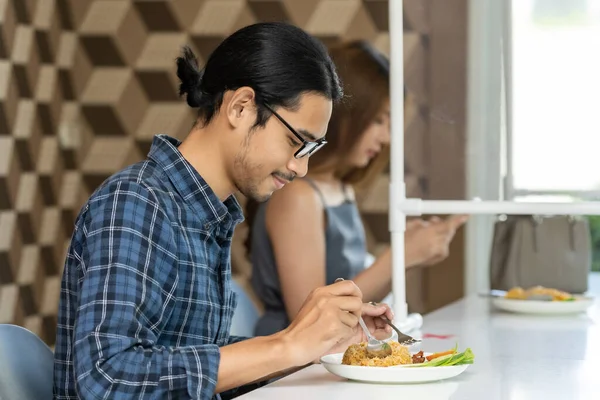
[226,336,249,345]
[72,180,220,399]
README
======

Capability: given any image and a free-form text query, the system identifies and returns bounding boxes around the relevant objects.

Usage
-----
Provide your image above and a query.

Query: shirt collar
[147,134,244,228]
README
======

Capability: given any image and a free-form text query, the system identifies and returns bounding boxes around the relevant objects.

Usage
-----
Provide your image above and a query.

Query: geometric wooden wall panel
[0,0,466,346]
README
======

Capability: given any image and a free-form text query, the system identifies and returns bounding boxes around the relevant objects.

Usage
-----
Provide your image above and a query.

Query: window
[508,0,600,271]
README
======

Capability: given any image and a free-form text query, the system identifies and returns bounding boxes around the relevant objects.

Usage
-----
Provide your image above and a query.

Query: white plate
[492,296,594,315]
[319,352,470,384]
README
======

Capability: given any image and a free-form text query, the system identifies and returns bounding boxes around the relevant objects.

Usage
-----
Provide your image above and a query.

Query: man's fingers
[331,296,364,316]
[328,279,363,298]
[338,309,359,328]
[362,302,395,321]
[374,318,391,332]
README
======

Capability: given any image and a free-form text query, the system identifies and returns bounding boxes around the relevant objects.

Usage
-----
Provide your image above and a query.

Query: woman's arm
[350,223,424,304]
[266,180,395,316]
[351,215,469,302]
[266,180,468,313]
[265,180,328,319]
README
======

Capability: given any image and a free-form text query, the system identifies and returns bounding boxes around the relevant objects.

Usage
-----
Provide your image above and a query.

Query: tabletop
[238,274,600,400]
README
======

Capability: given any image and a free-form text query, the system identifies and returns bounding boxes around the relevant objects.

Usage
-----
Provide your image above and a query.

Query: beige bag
[490,215,592,294]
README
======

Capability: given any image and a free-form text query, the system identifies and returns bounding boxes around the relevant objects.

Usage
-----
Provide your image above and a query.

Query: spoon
[359,316,393,358]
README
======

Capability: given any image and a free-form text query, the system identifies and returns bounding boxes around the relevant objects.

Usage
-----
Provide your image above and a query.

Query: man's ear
[225,86,257,128]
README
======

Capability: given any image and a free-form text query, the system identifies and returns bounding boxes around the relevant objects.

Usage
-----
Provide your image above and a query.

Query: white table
[239,274,600,400]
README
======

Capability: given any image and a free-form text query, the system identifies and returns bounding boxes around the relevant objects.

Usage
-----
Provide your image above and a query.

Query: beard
[231,138,273,202]
[231,131,299,201]
[232,144,296,202]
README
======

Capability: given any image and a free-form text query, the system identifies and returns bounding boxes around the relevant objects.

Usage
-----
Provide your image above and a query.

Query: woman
[245,40,467,336]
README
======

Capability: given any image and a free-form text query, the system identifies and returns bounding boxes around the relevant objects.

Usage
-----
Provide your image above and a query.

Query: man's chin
[241,189,272,203]
[256,193,273,202]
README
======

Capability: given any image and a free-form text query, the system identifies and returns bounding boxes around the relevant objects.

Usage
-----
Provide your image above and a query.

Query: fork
[369,301,421,346]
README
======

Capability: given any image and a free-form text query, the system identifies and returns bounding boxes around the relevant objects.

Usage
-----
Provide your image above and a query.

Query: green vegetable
[409,346,475,368]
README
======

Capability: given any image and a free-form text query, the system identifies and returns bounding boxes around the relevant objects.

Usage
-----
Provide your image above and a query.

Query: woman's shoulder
[267,179,323,215]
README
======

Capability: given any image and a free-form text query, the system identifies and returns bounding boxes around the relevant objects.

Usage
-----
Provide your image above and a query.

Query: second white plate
[492,296,594,315]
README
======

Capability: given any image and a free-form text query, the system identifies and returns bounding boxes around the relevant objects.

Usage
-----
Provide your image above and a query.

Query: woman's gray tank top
[250,178,368,336]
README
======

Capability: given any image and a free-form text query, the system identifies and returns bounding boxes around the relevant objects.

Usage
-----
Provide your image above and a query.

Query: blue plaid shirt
[54,135,249,400]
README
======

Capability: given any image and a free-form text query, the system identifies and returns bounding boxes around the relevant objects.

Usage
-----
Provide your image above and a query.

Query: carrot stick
[426,349,456,361]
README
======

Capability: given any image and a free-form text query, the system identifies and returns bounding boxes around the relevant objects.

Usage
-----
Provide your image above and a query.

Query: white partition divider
[388,0,600,333]
[388,0,412,332]
[399,199,600,217]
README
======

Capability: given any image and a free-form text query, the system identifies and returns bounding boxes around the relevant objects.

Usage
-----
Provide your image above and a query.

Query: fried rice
[505,285,573,301]
[341,341,412,367]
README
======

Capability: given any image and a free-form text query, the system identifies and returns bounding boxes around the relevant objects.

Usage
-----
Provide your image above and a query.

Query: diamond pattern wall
[0,0,467,346]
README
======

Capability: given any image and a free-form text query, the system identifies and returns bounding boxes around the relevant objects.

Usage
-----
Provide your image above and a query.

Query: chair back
[230,280,260,337]
[0,324,54,400]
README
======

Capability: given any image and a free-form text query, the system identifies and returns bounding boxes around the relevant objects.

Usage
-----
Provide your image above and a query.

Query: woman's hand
[405,215,468,267]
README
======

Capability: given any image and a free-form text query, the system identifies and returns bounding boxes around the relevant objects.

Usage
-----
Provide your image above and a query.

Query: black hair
[176,22,343,129]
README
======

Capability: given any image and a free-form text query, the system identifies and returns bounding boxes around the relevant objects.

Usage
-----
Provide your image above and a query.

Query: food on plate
[411,350,426,364]
[341,341,475,368]
[505,286,575,301]
[411,349,457,364]
[425,349,457,361]
[407,344,475,368]
[342,341,412,366]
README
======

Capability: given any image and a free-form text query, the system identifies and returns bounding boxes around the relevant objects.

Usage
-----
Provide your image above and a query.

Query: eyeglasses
[263,104,327,159]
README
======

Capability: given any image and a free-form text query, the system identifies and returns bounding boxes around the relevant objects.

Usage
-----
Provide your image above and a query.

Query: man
[53,22,394,400]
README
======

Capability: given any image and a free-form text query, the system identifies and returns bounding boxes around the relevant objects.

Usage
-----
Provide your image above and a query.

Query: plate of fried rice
[320,341,471,384]
[491,286,594,315]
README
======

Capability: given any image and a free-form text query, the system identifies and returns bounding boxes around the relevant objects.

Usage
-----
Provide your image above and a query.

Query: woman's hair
[176,22,343,129]
[308,39,391,186]
[243,39,391,258]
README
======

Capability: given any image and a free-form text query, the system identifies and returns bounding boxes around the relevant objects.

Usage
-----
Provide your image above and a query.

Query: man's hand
[281,280,364,367]
[360,302,394,340]
[319,302,395,358]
